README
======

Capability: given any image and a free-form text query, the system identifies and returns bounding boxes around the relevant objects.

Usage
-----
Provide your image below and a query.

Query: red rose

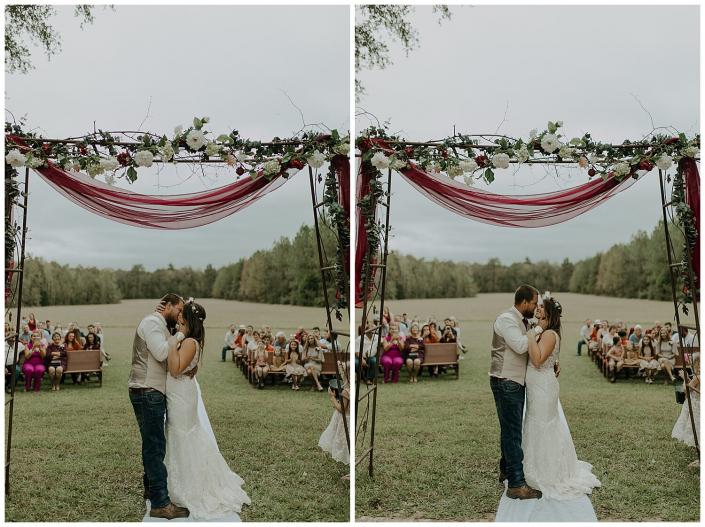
[358,138,373,151]
[42,143,52,156]
[290,158,305,170]
[475,155,488,168]
[666,137,680,145]
[78,145,88,155]
[588,168,596,177]
[440,148,448,159]
[404,146,414,157]
[236,166,245,176]
[117,151,131,166]
[639,159,655,171]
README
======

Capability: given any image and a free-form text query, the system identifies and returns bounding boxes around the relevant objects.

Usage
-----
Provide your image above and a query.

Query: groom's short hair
[514,285,538,305]
[161,293,184,306]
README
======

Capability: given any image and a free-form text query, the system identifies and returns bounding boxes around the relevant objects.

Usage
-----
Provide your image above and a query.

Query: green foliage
[5,5,98,73]
[14,224,336,307]
[386,252,479,300]
[355,5,451,98]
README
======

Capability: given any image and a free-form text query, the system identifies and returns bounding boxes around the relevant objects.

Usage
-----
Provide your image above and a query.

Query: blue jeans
[490,377,526,488]
[577,340,585,355]
[129,389,170,508]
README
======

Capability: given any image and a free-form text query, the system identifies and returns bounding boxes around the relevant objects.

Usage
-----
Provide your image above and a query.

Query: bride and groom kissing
[490,285,600,506]
[128,294,250,521]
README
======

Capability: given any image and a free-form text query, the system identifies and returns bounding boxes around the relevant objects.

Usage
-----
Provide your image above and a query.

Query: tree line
[11,220,683,307]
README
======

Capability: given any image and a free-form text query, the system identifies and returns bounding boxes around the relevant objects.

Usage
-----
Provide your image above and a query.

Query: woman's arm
[167,338,197,377]
[527,330,557,368]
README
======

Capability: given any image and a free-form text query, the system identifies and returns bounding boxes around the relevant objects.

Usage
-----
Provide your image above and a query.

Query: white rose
[390,157,406,171]
[104,174,116,186]
[60,159,73,171]
[588,153,598,164]
[613,161,630,177]
[463,175,475,186]
[5,149,26,168]
[655,154,673,171]
[205,142,221,157]
[578,156,588,169]
[447,165,463,178]
[233,150,246,162]
[134,150,154,168]
[99,157,119,172]
[515,145,529,164]
[307,150,326,169]
[459,159,478,173]
[25,155,44,169]
[263,159,281,176]
[173,125,183,137]
[85,162,104,177]
[541,134,560,154]
[186,129,207,151]
[558,146,574,159]
[492,153,510,169]
[159,144,175,162]
[684,146,699,158]
[333,142,350,156]
[370,151,391,170]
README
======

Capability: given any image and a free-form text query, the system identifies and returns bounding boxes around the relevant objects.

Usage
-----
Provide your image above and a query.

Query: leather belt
[129,387,160,394]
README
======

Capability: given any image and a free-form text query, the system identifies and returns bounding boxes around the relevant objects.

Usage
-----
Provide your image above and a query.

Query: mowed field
[5,299,349,522]
[355,293,699,522]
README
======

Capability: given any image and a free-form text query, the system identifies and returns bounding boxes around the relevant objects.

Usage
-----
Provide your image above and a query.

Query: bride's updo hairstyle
[542,296,563,338]
[182,299,207,355]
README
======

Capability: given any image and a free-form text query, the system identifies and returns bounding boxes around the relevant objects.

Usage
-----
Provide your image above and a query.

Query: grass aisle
[355,294,699,521]
[5,299,349,522]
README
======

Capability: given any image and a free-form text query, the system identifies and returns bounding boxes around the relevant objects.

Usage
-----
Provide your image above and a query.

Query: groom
[489,285,542,500]
[128,293,189,519]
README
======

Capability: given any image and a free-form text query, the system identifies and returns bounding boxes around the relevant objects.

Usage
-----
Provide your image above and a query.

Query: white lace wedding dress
[496,332,601,522]
[144,341,250,522]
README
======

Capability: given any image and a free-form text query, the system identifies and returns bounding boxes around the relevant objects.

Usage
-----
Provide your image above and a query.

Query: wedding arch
[354,122,700,477]
[3,118,351,495]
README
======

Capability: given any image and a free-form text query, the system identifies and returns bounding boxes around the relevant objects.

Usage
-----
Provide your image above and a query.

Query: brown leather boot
[150,502,190,519]
[506,485,542,500]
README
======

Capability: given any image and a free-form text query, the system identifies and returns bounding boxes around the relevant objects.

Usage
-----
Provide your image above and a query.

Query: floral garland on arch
[356,122,700,311]
[5,117,350,185]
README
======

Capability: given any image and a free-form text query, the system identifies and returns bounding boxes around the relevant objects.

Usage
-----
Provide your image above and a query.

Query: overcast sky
[6,5,349,270]
[356,5,699,264]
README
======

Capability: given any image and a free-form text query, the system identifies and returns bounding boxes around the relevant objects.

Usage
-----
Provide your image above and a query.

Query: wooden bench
[64,349,103,386]
[422,343,460,379]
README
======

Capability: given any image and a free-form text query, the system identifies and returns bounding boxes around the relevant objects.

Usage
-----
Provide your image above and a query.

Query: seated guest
[232,325,247,364]
[403,323,425,384]
[618,330,628,346]
[222,324,237,362]
[246,330,262,363]
[440,325,457,343]
[629,325,644,347]
[380,327,405,384]
[5,333,24,393]
[262,335,275,354]
[272,332,288,371]
[606,336,624,383]
[64,331,83,384]
[44,332,67,392]
[244,325,255,347]
[86,324,101,345]
[429,322,442,343]
[294,326,306,344]
[357,323,379,385]
[27,313,37,332]
[394,315,408,337]
[623,341,640,370]
[657,327,678,382]
[39,322,51,342]
[602,325,617,354]
[81,331,101,382]
[303,334,324,392]
[284,340,306,391]
[22,331,46,392]
[18,324,31,347]
[577,319,591,356]
[313,327,329,350]
[253,343,270,389]
[639,334,659,384]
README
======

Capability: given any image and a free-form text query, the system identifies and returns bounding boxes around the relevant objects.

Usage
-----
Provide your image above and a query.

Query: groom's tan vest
[489,307,529,385]
[128,313,169,394]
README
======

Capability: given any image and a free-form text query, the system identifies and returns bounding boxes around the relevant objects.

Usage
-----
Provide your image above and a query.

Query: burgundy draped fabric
[332,154,350,275]
[681,158,700,283]
[354,161,374,306]
[7,135,289,230]
[399,164,641,228]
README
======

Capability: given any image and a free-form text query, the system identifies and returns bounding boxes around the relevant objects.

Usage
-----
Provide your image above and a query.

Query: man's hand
[156,301,166,315]
[184,365,198,378]
[554,362,561,378]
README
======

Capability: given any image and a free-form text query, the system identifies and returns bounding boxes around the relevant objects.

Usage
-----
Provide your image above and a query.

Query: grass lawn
[355,293,700,522]
[5,299,349,522]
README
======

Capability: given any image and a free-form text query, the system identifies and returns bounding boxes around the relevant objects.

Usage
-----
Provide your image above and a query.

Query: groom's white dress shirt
[128,312,177,394]
[489,306,530,386]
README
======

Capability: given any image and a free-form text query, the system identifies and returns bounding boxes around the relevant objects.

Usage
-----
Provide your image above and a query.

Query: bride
[163,299,250,521]
[522,294,601,499]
